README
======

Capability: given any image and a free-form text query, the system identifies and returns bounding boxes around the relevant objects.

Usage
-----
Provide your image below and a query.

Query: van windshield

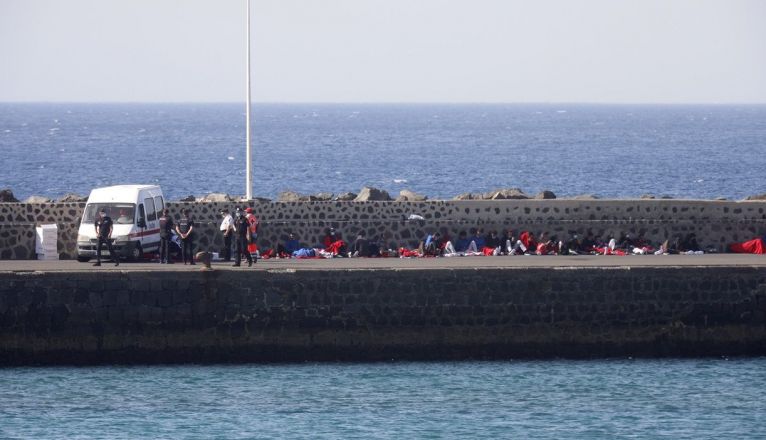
[83,203,136,225]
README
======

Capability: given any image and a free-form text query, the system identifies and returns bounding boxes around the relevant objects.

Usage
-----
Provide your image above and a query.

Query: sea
[1,103,765,201]
[2,104,766,438]
[1,360,765,439]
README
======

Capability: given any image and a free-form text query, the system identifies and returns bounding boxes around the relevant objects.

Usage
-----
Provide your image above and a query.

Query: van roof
[87,185,163,203]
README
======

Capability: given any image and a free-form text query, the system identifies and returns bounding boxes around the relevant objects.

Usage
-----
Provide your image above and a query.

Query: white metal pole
[245,0,253,200]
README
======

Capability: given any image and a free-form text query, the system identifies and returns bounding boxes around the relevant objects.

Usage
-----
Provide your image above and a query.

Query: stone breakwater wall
[1,199,766,260]
[1,266,765,364]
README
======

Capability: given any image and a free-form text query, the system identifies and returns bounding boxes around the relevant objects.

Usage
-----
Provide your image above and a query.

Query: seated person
[350,231,370,257]
[276,233,301,257]
[421,232,443,257]
[444,231,470,255]
[511,231,537,255]
[116,209,132,224]
[322,228,347,256]
[680,233,701,252]
[501,229,516,255]
[483,230,501,255]
[470,228,486,250]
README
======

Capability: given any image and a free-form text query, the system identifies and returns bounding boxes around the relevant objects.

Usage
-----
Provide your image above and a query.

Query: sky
[1,0,764,103]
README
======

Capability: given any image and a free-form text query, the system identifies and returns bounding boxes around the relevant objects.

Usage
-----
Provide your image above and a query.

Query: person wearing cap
[94,208,119,267]
[233,208,253,267]
[158,208,174,264]
[175,208,196,265]
[219,209,234,261]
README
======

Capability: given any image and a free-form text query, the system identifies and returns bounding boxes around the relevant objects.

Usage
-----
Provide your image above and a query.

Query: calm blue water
[1,103,765,201]
[1,359,764,439]
[2,108,766,437]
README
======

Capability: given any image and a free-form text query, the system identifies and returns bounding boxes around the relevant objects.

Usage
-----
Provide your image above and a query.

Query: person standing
[245,207,259,260]
[94,208,119,267]
[219,209,234,261]
[175,208,195,265]
[233,209,253,267]
[158,208,174,264]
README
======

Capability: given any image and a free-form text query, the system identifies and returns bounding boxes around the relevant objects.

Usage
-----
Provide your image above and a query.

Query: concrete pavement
[2,254,766,272]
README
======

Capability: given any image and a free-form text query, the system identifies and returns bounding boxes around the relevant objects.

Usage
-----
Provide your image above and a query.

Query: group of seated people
[410,229,708,257]
[259,228,386,259]
[255,227,737,259]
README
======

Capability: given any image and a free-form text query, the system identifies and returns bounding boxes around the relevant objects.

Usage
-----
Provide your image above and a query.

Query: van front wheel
[129,242,143,261]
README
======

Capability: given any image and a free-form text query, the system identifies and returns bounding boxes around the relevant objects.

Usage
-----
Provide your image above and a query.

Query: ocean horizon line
[2,101,766,107]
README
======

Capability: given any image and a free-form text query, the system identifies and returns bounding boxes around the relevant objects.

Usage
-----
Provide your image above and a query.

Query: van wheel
[129,242,143,261]
[76,256,90,263]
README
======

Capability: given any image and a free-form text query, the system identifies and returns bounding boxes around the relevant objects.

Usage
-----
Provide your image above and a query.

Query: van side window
[144,198,156,221]
[138,204,146,226]
[154,196,164,212]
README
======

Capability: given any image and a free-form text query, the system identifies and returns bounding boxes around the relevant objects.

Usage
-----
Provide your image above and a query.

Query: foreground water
[1,103,765,201]
[1,359,764,439]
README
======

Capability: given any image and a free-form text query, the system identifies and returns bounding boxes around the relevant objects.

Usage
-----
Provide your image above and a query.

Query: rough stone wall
[2,200,766,259]
[0,266,764,364]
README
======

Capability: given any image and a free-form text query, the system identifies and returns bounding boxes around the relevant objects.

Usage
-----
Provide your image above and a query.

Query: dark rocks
[745,193,766,201]
[178,195,196,202]
[396,189,427,202]
[534,190,557,200]
[640,194,656,199]
[313,192,334,202]
[335,192,357,201]
[354,187,392,202]
[0,189,19,203]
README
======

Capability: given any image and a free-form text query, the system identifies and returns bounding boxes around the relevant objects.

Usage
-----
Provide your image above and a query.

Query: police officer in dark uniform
[158,208,174,264]
[175,208,195,265]
[94,208,119,267]
[233,208,253,267]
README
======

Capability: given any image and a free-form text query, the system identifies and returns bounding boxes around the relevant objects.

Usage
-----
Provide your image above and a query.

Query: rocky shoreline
[3,187,766,204]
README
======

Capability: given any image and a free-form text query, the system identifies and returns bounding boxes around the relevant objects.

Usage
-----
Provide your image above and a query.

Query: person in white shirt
[219,209,234,261]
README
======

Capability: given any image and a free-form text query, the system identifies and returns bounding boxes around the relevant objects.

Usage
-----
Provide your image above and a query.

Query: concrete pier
[1,256,765,365]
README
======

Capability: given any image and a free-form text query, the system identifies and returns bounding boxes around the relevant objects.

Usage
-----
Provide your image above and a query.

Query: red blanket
[729,238,765,254]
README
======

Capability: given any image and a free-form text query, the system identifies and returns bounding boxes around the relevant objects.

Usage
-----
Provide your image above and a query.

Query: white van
[76,185,165,262]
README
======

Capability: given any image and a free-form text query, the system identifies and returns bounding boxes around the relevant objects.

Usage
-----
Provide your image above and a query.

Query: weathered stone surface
[485,188,529,200]
[396,189,427,202]
[0,266,764,364]
[200,193,234,202]
[2,198,766,260]
[278,191,307,202]
[23,196,53,203]
[746,193,766,201]
[572,194,599,200]
[0,189,18,203]
[334,192,357,201]
[57,193,88,203]
[534,190,557,200]
[313,192,334,201]
[354,187,392,201]
[453,193,481,200]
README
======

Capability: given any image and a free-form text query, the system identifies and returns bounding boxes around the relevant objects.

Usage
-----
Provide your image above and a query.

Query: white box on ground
[35,224,59,259]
